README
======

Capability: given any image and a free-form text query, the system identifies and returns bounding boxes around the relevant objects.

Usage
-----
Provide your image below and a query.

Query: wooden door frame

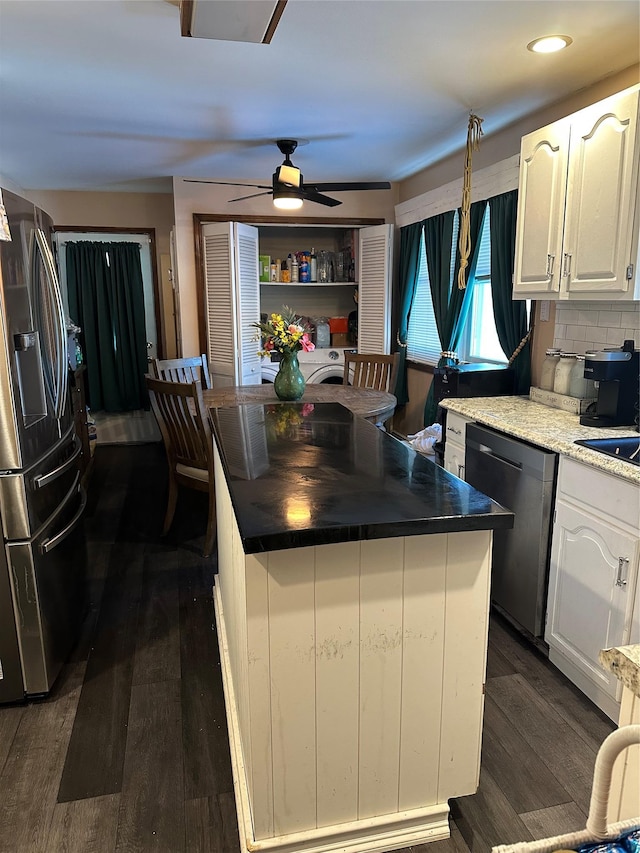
[51,225,166,359]
[193,213,384,356]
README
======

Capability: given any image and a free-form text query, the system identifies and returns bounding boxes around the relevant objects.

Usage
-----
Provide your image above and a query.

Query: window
[406,208,508,367]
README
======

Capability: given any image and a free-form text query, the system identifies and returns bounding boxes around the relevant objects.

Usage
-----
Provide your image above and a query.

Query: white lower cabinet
[545,456,640,721]
[443,411,473,480]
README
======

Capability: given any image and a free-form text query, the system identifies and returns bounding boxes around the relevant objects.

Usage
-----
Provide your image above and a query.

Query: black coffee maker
[580,340,639,428]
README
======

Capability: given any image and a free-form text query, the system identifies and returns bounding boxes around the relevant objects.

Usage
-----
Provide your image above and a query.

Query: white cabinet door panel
[546,499,638,699]
[513,119,569,295]
[358,223,393,353]
[202,221,261,386]
[562,89,640,296]
[444,442,465,480]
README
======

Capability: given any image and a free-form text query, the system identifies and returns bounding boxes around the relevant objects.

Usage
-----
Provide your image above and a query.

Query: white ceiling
[1,0,638,194]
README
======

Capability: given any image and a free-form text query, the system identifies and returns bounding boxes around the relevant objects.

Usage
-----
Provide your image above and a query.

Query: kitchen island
[211,401,513,853]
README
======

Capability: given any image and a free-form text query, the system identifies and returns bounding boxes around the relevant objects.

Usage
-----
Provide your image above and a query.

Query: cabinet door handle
[562,252,572,278]
[458,464,465,479]
[616,557,629,587]
[447,427,462,436]
[546,254,555,280]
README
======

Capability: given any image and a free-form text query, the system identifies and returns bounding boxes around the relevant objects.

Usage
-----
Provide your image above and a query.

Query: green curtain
[488,190,531,395]
[66,241,149,412]
[394,221,423,404]
[423,202,487,425]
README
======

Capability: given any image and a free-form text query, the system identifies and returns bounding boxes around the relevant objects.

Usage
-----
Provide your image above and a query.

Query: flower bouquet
[253,307,315,401]
[253,306,315,358]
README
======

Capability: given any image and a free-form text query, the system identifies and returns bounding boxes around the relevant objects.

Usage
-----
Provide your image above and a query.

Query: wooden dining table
[203,383,397,424]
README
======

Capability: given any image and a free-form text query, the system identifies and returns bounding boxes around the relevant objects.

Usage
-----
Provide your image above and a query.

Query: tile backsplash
[553,301,640,353]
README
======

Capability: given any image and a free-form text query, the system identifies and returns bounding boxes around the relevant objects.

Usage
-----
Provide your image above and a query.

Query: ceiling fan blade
[299,188,341,207]
[309,181,391,192]
[183,179,272,189]
[228,190,274,202]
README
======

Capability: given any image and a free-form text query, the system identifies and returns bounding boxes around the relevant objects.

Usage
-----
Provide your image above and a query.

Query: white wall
[172,178,398,356]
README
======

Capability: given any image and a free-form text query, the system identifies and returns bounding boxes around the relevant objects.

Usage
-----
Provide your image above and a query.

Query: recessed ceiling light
[527,35,573,54]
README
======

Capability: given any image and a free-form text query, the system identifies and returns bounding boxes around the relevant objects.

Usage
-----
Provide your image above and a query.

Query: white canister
[568,355,596,399]
[539,348,561,391]
[553,353,577,396]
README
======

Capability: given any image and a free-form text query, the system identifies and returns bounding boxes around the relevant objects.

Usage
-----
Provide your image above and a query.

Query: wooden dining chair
[145,375,216,558]
[343,351,400,394]
[150,354,213,390]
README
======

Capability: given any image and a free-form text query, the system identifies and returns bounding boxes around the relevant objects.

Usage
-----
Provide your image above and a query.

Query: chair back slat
[145,376,212,472]
[344,351,399,393]
[145,374,217,558]
[151,355,213,390]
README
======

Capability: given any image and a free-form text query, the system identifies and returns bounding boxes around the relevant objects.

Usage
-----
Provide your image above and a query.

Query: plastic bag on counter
[407,423,442,455]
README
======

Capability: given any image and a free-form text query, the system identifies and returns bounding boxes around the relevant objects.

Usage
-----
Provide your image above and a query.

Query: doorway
[53,230,161,444]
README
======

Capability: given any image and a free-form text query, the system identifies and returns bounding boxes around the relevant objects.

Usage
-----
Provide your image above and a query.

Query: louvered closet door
[202,222,261,386]
[357,224,393,353]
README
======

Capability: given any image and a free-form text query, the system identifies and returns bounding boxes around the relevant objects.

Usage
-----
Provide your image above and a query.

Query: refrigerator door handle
[34,227,68,423]
[33,435,81,490]
[40,480,86,554]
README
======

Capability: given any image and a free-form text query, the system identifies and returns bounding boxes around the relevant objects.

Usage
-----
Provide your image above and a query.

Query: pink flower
[300,334,315,352]
[301,403,315,417]
[264,339,274,351]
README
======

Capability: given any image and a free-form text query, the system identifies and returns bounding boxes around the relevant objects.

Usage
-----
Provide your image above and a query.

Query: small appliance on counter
[580,339,639,428]
[433,361,515,404]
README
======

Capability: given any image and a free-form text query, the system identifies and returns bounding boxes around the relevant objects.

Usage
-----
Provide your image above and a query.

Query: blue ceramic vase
[274,350,305,401]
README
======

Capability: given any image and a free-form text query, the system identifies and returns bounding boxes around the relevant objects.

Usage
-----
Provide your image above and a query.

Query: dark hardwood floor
[0,443,615,853]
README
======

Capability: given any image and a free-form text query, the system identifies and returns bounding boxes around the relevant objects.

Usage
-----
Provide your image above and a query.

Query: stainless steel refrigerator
[0,188,87,704]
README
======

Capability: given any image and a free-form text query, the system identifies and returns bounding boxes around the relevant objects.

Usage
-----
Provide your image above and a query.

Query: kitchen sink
[574,436,640,466]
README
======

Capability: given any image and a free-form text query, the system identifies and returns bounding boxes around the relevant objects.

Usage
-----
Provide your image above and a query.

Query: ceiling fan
[184,139,391,208]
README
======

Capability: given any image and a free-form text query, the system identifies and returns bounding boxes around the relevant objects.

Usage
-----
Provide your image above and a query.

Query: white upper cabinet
[513,86,640,301]
[513,119,570,295]
[202,222,262,387]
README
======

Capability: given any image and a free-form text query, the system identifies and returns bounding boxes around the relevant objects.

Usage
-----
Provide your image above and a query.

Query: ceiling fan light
[276,164,301,188]
[273,194,303,210]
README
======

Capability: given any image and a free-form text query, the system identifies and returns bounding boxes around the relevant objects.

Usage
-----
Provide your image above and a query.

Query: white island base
[214,455,494,853]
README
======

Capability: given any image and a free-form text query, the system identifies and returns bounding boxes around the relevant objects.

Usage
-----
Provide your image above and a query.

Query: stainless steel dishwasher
[465,423,557,641]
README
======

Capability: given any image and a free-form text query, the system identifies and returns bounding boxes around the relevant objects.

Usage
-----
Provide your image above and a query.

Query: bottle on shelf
[310,248,317,282]
[280,260,290,283]
[291,253,299,282]
[299,251,310,283]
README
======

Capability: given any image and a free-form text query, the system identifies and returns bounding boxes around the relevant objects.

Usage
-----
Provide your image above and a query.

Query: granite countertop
[439,396,640,485]
[212,402,513,554]
[599,645,640,698]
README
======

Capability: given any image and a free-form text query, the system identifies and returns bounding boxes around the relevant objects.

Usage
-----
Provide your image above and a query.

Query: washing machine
[262,348,351,384]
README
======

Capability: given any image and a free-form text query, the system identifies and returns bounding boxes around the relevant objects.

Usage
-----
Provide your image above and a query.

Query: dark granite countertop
[211,402,514,554]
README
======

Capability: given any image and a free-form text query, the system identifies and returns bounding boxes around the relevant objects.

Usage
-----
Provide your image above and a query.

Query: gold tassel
[457,113,484,290]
